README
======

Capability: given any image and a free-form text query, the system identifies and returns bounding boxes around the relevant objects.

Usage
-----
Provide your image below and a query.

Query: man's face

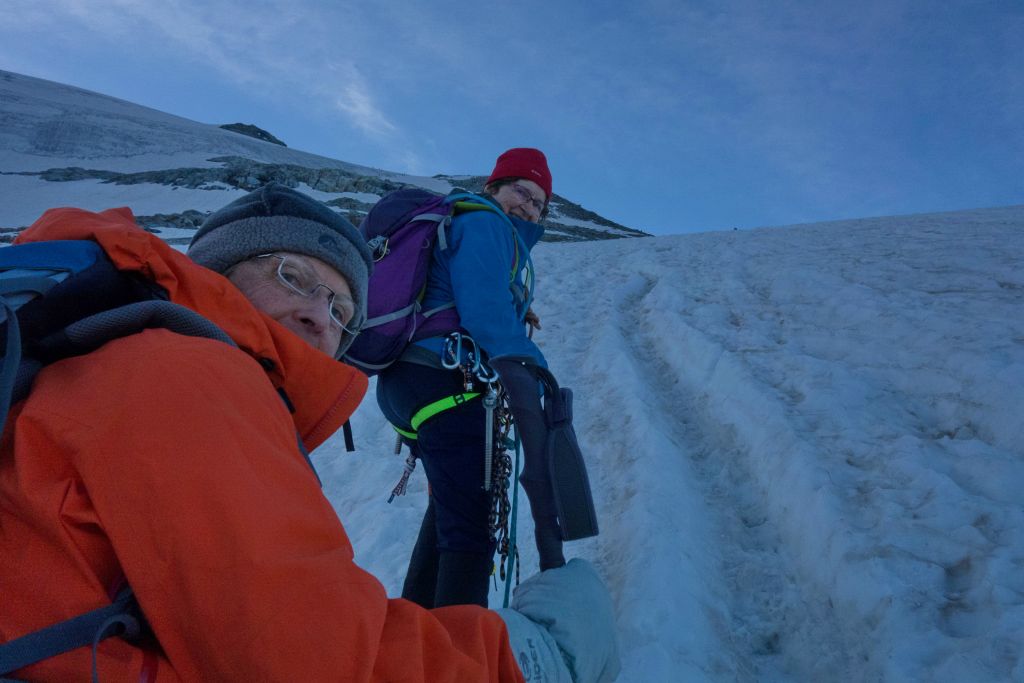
[227,251,353,356]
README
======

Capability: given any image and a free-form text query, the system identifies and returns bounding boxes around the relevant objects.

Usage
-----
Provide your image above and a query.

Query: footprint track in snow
[610,275,865,681]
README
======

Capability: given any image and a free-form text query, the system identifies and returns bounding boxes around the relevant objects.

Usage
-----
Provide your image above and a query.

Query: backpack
[0,238,235,677]
[343,188,519,375]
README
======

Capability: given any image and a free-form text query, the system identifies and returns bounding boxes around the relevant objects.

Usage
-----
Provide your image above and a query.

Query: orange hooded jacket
[0,207,525,682]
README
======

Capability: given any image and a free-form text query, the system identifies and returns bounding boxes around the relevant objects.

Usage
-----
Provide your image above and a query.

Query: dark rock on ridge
[8,159,650,242]
[219,123,287,147]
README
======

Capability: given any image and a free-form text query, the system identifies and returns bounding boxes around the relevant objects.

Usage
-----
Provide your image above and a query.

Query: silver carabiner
[475,360,500,386]
[441,333,463,369]
[464,337,482,374]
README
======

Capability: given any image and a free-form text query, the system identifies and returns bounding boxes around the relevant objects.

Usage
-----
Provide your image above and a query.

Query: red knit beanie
[486,148,552,198]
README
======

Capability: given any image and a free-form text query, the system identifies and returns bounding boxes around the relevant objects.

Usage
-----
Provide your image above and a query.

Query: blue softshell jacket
[413,193,547,367]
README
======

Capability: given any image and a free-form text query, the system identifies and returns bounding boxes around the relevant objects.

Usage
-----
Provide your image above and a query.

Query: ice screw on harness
[482,385,498,491]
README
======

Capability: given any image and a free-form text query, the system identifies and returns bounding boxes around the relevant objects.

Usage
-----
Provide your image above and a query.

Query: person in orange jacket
[0,184,619,682]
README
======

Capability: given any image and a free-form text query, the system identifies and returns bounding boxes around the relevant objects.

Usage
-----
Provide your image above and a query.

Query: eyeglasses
[255,254,359,334]
[508,183,547,218]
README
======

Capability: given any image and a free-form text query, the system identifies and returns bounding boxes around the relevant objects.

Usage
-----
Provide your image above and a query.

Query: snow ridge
[0,69,643,242]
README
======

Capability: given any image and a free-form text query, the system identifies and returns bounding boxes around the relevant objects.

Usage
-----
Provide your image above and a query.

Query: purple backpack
[344,188,486,374]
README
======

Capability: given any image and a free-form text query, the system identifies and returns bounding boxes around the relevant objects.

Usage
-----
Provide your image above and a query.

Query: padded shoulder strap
[0,297,25,443]
[440,197,521,283]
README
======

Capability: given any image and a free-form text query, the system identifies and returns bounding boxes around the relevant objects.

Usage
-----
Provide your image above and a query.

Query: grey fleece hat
[188,182,373,356]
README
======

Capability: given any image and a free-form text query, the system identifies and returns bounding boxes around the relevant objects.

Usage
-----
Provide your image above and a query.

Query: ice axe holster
[491,358,599,567]
[536,367,599,541]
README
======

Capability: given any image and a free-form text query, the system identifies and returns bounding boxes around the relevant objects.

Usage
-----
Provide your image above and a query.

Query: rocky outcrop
[219,123,287,147]
[16,156,406,194]
[9,159,650,242]
[134,209,208,231]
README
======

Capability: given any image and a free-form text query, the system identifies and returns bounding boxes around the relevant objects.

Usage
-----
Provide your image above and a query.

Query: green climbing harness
[391,391,482,441]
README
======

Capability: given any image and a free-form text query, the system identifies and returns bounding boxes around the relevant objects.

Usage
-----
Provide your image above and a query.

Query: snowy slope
[0,69,643,241]
[315,205,1024,682]
[0,69,377,174]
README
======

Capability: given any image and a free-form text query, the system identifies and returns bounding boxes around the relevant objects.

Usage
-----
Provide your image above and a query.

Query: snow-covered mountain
[4,67,1023,682]
[0,69,646,242]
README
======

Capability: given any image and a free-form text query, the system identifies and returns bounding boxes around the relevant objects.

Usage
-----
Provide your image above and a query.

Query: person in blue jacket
[377,148,564,608]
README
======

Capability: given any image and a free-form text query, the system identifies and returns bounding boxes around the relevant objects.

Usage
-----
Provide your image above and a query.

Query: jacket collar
[508,214,545,249]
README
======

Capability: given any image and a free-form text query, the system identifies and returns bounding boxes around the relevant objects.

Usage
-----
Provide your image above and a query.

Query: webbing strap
[397,391,481,440]
[421,301,455,318]
[348,357,392,371]
[436,217,449,252]
[0,275,61,298]
[0,586,138,676]
[452,201,497,213]
[0,277,58,441]
[414,213,447,223]
[503,429,522,608]
[364,296,454,332]
[0,298,23,442]
[411,391,481,431]
[365,301,418,328]
[392,425,417,440]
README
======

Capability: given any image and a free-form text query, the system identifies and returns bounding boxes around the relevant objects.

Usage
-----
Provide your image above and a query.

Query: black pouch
[539,368,599,540]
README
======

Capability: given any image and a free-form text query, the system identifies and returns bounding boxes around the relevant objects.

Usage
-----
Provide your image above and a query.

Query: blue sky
[2,0,1022,235]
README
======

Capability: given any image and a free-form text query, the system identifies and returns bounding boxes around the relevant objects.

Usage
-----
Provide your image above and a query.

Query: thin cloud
[334,83,397,138]
[6,0,404,144]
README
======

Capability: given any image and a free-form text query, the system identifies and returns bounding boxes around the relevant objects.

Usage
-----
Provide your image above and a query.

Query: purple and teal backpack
[343,188,517,375]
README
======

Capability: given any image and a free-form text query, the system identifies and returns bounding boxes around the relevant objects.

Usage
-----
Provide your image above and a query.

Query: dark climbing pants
[377,361,496,608]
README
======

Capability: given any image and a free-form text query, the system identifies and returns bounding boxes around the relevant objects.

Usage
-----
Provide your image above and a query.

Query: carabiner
[441,333,463,369]
[475,361,500,386]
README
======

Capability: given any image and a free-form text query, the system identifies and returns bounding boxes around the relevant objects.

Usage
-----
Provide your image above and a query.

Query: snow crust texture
[317,206,1024,682]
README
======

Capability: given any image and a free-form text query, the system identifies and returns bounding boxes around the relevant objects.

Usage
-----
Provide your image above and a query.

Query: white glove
[497,559,621,683]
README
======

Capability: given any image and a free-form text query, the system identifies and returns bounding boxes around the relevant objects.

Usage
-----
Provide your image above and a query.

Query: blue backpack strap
[0,274,67,440]
[0,298,24,443]
[0,585,142,679]
[446,194,522,284]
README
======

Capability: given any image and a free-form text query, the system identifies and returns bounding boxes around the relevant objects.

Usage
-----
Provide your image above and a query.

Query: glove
[497,559,621,683]
[491,357,566,570]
